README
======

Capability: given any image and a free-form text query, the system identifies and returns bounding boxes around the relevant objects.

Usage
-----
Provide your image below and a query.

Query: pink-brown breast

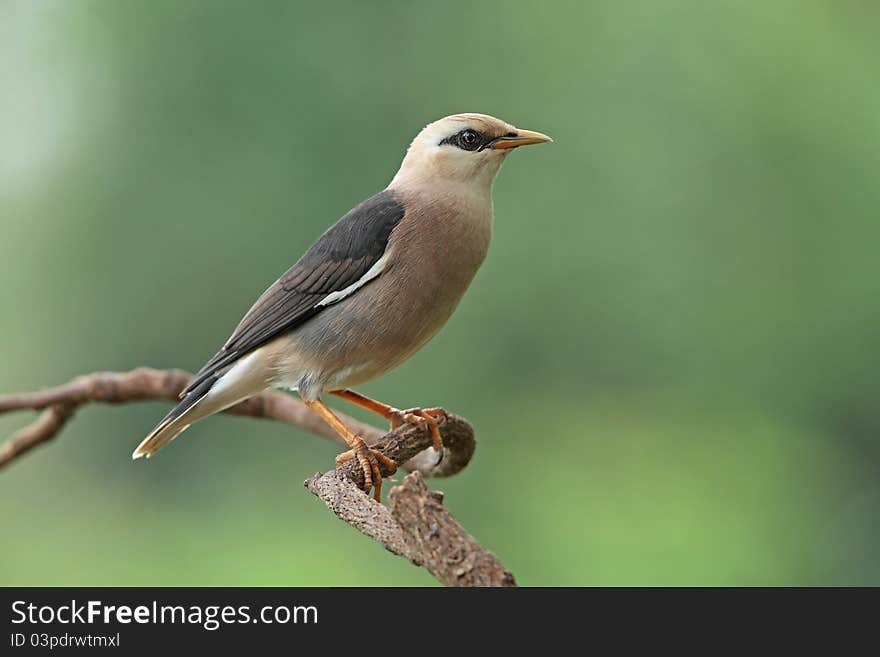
[272,187,493,395]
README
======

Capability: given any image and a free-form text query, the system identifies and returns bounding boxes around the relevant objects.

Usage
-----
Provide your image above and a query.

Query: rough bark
[0,367,464,478]
[390,472,516,587]
[1,367,515,587]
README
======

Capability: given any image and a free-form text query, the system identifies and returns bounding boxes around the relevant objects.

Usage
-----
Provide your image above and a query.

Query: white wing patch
[317,251,390,307]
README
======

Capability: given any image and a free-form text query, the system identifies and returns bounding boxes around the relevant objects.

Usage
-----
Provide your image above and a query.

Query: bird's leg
[330,389,447,453]
[301,397,396,501]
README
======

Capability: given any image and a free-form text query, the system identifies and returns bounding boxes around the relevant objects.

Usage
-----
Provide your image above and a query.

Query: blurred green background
[2,0,879,586]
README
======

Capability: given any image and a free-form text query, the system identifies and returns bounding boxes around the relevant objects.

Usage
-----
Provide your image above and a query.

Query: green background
[2,0,879,585]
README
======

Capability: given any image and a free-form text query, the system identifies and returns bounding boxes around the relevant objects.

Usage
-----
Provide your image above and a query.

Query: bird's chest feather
[388,194,492,310]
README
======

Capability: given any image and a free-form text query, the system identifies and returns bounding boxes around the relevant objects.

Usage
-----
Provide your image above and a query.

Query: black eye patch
[440,129,493,152]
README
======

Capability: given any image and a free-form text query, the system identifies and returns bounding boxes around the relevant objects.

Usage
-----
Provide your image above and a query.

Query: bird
[133,113,552,500]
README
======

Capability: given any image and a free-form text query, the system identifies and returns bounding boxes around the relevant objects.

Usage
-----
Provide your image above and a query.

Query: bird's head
[390,113,552,192]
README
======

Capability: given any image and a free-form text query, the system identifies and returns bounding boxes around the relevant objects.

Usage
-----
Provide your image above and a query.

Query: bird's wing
[181,189,405,398]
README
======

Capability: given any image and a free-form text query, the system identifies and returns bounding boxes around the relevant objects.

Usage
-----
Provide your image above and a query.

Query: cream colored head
[389,113,552,191]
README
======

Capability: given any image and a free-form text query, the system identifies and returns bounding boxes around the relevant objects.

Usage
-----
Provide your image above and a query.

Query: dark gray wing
[179,190,405,401]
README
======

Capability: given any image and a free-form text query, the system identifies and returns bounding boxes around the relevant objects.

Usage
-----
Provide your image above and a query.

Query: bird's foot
[389,407,448,453]
[335,437,397,501]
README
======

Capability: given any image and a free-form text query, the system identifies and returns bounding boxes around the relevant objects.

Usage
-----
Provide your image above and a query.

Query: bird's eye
[459,129,481,150]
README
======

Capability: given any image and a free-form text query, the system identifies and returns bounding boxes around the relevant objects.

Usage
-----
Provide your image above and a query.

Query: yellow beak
[490,128,554,150]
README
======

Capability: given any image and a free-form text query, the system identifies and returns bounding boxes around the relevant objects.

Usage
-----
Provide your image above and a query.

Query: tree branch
[0,367,466,477]
[390,471,516,586]
[0,367,514,586]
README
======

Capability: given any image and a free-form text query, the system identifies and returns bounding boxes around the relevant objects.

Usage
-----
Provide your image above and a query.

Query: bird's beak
[490,128,554,150]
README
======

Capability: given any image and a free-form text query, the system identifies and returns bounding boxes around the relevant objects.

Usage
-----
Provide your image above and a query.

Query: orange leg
[301,397,396,501]
[330,389,447,453]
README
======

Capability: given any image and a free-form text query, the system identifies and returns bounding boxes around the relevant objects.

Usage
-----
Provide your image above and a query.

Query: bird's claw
[335,437,397,501]
[389,406,448,453]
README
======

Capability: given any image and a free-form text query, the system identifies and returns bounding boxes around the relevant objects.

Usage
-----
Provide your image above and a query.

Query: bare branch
[390,472,516,586]
[305,417,514,586]
[303,415,474,554]
[0,404,78,467]
[306,469,411,558]
[0,368,465,477]
[1,367,516,587]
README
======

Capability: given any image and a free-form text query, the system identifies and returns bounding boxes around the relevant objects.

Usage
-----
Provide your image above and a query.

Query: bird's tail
[132,376,221,459]
[132,393,206,459]
[132,350,271,459]
[132,415,191,459]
